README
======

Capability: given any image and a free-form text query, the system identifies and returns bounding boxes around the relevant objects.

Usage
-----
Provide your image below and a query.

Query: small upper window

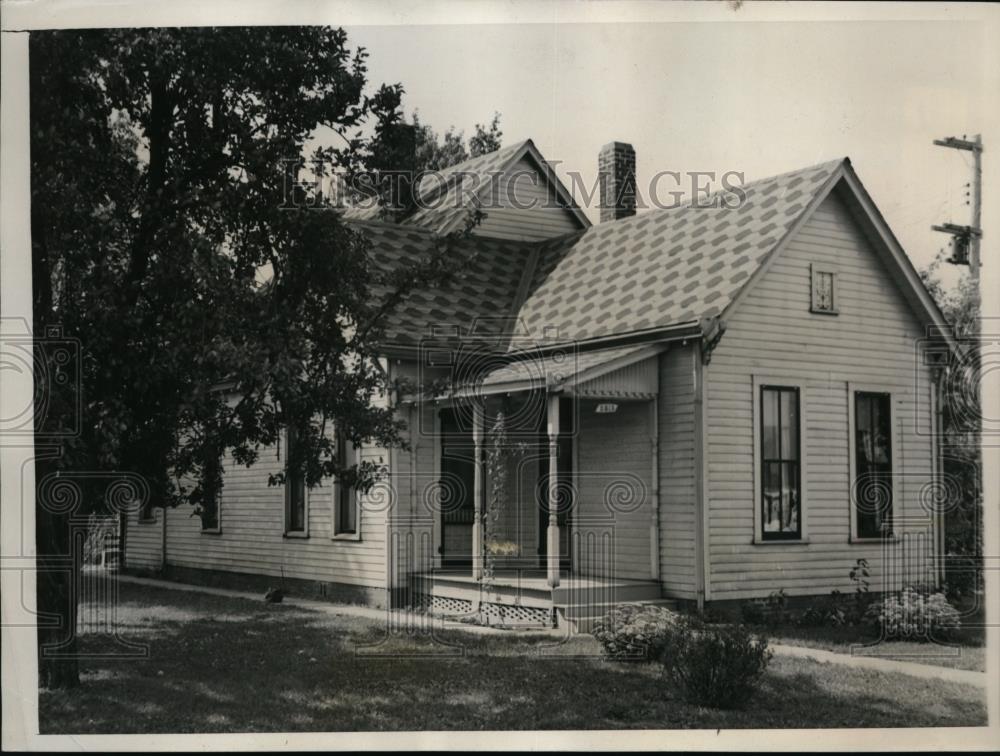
[810,264,838,314]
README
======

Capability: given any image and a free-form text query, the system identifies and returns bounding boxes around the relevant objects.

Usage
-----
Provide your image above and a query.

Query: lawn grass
[766,597,987,672]
[39,581,987,733]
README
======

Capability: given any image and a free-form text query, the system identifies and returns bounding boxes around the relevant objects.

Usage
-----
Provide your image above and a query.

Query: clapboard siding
[127,397,393,591]
[475,156,582,241]
[126,508,162,571]
[387,387,442,575]
[657,344,698,599]
[575,399,653,580]
[704,187,937,601]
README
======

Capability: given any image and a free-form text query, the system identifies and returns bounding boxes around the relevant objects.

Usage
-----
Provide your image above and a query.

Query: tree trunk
[36,461,81,690]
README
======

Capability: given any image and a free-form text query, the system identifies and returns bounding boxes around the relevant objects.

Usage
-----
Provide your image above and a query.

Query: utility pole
[932,134,984,278]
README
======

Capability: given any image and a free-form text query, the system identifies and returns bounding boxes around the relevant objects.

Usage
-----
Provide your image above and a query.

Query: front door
[439,408,475,567]
[537,397,573,569]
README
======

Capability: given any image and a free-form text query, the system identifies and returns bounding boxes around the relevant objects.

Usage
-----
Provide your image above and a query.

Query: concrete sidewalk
[115,573,987,686]
[771,642,987,687]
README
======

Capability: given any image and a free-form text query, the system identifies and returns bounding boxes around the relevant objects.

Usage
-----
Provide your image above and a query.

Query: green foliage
[30,27,464,516]
[592,603,680,661]
[744,560,875,629]
[865,588,961,640]
[654,616,773,709]
[740,588,790,628]
[411,110,503,171]
[739,599,766,626]
[481,410,527,589]
[920,256,982,599]
[29,27,473,686]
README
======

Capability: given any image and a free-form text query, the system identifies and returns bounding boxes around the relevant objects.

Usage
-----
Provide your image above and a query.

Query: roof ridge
[741,156,847,187]
[432,138,530,177]
[588,156,848,231]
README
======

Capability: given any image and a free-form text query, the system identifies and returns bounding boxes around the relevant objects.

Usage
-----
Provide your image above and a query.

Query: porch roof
[455,343,666,400]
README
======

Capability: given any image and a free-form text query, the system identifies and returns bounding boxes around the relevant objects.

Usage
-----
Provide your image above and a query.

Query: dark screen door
[439,408,475,566]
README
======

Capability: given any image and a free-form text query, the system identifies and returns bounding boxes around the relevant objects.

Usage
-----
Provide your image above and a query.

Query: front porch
[410,569,673,631]
[398,343,674,629]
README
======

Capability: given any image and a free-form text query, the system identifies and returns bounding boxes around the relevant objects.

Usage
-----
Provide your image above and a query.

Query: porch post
[546,393,561,589]
[649,398,661,582]
[471,403,484,580]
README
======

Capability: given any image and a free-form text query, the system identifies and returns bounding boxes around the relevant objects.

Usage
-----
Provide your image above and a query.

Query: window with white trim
[851,390,894,539]
[199,452,222,533]
[332,430,359,538]
[284,425,308,536]
[759,385,803,540]
[810,264,838,314]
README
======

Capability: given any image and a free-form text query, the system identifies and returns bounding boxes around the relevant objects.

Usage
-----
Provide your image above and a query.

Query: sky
[338,16,998,293]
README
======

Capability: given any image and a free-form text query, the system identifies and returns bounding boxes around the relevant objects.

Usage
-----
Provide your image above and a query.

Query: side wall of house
[704,187,937,602]
[125,509,163,572]
[126,380,394,602]
[385,360,447,581]
[657,344,699,600]
[475,155,583,241]
[575,398,654,581]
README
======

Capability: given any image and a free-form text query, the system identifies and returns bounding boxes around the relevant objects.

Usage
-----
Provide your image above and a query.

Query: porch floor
[414,569,662,592]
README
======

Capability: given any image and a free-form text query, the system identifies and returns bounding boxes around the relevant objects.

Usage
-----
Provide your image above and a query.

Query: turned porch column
[546,394,561,589]
[471,403,485,580]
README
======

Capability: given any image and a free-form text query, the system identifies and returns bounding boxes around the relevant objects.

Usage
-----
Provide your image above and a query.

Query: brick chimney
[598,141,636,223]
[374,122,417,222]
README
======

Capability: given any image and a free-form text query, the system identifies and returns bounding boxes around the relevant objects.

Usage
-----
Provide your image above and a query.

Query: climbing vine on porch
[481,408,528,596]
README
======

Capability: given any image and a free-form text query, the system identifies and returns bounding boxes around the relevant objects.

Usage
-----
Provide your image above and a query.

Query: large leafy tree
[29,27,461,688]
[920,257,982,598]
[411,110,503,171]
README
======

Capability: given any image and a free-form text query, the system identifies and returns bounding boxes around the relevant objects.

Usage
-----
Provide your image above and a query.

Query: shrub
[798,601,847,628]
[865,587,961,640]
[592,603,680,661]
[740,599,766,626]
[654,615,773,709]
[740,589,790,628]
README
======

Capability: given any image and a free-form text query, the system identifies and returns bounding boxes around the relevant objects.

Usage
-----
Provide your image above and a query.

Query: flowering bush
[484,540,520,557]
[592,603,680,661]
[655,615,773,709]
[865,588,961,639]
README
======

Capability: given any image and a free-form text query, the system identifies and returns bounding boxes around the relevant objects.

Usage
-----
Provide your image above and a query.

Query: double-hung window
[284,425,308,536]
[332,430,358,538]
[851,390,894,539]
[199,452,222,534]
[757,384,803,541]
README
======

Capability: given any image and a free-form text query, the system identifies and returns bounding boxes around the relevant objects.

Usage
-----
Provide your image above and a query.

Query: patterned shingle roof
[359,221,536,347]
[342,140,531,233]
[514,158,844,346]
[351,155,846,351]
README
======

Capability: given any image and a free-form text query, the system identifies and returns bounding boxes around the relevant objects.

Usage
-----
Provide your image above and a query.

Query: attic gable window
[810,264,838,315]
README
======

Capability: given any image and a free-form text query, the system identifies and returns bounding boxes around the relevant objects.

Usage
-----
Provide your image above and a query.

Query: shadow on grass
[40,582,988,733]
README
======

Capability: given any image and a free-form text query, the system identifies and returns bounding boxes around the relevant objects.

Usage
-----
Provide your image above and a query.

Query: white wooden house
[126,140,957,626]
